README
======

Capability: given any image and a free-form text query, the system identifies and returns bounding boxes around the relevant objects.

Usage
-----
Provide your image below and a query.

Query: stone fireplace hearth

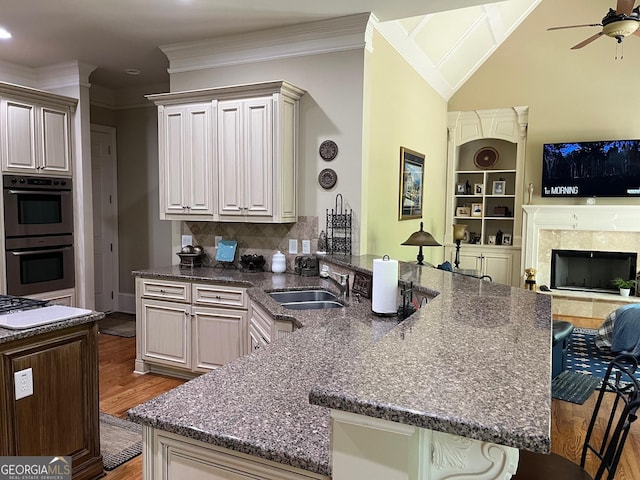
[522,205,640,317]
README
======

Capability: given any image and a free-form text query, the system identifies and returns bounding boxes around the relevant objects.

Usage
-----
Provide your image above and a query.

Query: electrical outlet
[288,239,298,254]
[302,239,311,254]
[15,368,33,400]
[181,235,192,248]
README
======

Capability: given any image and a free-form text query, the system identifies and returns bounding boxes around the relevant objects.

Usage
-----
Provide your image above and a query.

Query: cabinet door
[244,98,273,217]
[160,103,213,219]
[161,106,188,216]
[140,298,191,369]
[2,98,38,172]
[184,103,213,216]
[192,306,246,372]
[482,252,513,286]
[40,106,70,173]
[217,100,245,217]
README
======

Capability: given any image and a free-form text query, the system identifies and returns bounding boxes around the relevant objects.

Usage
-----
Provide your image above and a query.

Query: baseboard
[117,292,136,314]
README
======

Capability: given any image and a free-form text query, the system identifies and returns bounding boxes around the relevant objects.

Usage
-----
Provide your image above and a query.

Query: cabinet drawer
[250,302,273,342]
[141,278,191,302]
[193,284,247,309]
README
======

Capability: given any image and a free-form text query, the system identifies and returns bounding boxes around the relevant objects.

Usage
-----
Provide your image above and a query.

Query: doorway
[91,124,119,313]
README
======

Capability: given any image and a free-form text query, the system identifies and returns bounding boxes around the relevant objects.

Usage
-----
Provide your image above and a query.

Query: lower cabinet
[27,288,76,306]
[145,427,328,480]
[135,277,247,377]
[249,300,294,353]
[0,322,103,480]
[445,245,521,286]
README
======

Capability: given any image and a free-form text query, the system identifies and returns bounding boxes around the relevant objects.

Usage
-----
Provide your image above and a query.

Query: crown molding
[36,61,97,91]
[161,13,372,74]
[0,59,39,88]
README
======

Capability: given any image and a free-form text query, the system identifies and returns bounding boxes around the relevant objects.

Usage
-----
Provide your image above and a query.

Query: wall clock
[473,146,499,169]
[319,140,338,161]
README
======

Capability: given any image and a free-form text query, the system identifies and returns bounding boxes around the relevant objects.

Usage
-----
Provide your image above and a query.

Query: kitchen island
[128,256,551,479]
[0,307,105,480]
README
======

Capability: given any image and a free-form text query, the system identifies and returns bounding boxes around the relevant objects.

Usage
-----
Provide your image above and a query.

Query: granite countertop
[128,257,551,477]
[0,310,105,345]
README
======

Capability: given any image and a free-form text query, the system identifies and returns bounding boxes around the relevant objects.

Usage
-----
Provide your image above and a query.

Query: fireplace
[551,249,637,294]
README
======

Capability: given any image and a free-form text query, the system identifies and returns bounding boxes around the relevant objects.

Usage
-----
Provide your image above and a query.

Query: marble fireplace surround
[522,205,640,290]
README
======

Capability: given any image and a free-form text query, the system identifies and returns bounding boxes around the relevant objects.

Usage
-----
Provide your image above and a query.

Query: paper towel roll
[372,257,398,315]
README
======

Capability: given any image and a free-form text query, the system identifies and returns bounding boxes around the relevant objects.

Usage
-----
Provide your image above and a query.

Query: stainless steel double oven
[3,174,75,296]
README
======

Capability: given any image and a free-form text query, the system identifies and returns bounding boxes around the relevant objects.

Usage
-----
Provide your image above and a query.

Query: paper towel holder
[401,222,441,265]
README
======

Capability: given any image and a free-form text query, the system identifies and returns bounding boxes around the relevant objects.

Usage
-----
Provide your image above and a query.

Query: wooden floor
[98,315,640,479]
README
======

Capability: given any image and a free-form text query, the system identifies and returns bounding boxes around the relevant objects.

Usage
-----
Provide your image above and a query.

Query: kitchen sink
[268,290,344,310]
[269,289,338,303]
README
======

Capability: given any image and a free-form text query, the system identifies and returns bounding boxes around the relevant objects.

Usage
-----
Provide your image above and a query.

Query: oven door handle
[6,189,69,195]
[10,246,72,256]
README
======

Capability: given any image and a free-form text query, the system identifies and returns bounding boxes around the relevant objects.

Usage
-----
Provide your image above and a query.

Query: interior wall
[449,0,640,208]
[169,49,366,254]
[114,105,171,295]
[363,30,448,264]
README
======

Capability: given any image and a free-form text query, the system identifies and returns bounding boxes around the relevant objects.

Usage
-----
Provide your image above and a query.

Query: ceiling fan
[548,0,640,49]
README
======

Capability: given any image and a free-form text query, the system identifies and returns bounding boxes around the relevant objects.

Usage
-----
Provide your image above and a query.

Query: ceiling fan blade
[571,32,605,49]
[548,23,602,31]
[617,0,635,15]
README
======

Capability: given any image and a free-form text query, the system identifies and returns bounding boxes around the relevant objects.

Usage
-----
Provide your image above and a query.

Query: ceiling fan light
[603,19,639,39]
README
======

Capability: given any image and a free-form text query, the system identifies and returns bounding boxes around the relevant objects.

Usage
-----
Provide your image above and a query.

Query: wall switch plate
[181,235,192,248]
[302,240,311,254]
[15,368,33,400]
[289,239,298,254]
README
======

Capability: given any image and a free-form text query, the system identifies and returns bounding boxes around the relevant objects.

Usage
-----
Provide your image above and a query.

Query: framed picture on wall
[398,147,425,220]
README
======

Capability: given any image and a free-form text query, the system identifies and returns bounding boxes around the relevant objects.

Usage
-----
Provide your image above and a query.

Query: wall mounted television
[542,139,640,197]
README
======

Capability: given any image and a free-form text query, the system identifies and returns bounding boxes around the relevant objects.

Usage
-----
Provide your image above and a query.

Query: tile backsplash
[183,216,319,272]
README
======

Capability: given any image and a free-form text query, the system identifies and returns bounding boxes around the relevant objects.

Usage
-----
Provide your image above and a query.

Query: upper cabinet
[0,85,76,176]
[445,107,528,286]
[148,81,305,223]
[159,102,215,220]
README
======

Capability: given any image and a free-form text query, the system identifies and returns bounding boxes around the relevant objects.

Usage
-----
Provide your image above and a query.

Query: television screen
[541,139,640,197]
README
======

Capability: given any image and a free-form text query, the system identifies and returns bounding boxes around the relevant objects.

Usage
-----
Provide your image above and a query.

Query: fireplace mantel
[522,205,640,272]
[522,205,640,317]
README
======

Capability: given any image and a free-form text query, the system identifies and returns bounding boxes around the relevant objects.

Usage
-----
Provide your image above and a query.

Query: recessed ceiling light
[0,27,12,40]
[124,68,141,75]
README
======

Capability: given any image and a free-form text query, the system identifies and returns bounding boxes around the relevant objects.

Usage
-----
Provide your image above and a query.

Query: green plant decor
[611,277,637,289]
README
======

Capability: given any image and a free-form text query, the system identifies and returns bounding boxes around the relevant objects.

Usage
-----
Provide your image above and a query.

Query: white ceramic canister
[271,250,286,273]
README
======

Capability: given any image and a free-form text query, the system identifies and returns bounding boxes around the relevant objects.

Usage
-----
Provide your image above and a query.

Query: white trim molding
[161,13,372,74]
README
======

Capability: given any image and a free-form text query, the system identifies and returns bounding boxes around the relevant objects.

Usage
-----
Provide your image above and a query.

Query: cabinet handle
[215,295,221,299]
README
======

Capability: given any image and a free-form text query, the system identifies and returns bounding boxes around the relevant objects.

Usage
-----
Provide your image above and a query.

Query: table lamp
[453,224,467,269]
[401,222,441,265]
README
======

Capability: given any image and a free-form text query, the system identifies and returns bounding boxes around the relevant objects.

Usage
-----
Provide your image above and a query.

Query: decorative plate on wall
[319,140,338,161]
[318,168,337,189]
[473,146,499,169]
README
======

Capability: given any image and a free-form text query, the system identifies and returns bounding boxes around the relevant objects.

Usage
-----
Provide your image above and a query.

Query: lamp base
[454,240,461,269]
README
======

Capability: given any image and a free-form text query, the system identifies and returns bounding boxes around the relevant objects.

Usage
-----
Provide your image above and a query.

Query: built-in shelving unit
[445,107,528,286]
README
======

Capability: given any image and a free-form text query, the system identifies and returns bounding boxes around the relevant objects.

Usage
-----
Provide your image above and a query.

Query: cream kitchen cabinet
[145,427,328,480]
[445,245,521,286]
[147,80,305,224]
[135,277,247,377]
[0,87,75,176]
[249,300,294,352]
[157,102,215,220]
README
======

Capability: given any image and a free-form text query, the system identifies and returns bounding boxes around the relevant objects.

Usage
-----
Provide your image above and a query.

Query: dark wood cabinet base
[0,321,104,479]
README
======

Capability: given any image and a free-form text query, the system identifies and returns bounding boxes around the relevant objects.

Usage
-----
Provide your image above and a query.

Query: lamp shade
[453,224,467,241]
[401,222,441,247]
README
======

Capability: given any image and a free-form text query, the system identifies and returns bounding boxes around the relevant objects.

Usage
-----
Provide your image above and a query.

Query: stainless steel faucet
[321,269,350,300]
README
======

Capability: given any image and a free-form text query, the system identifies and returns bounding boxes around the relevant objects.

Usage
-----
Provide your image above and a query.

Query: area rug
[98,314,135,338]
[552,370,600,404]
[100,412,142,471]
[566,327,640,385]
